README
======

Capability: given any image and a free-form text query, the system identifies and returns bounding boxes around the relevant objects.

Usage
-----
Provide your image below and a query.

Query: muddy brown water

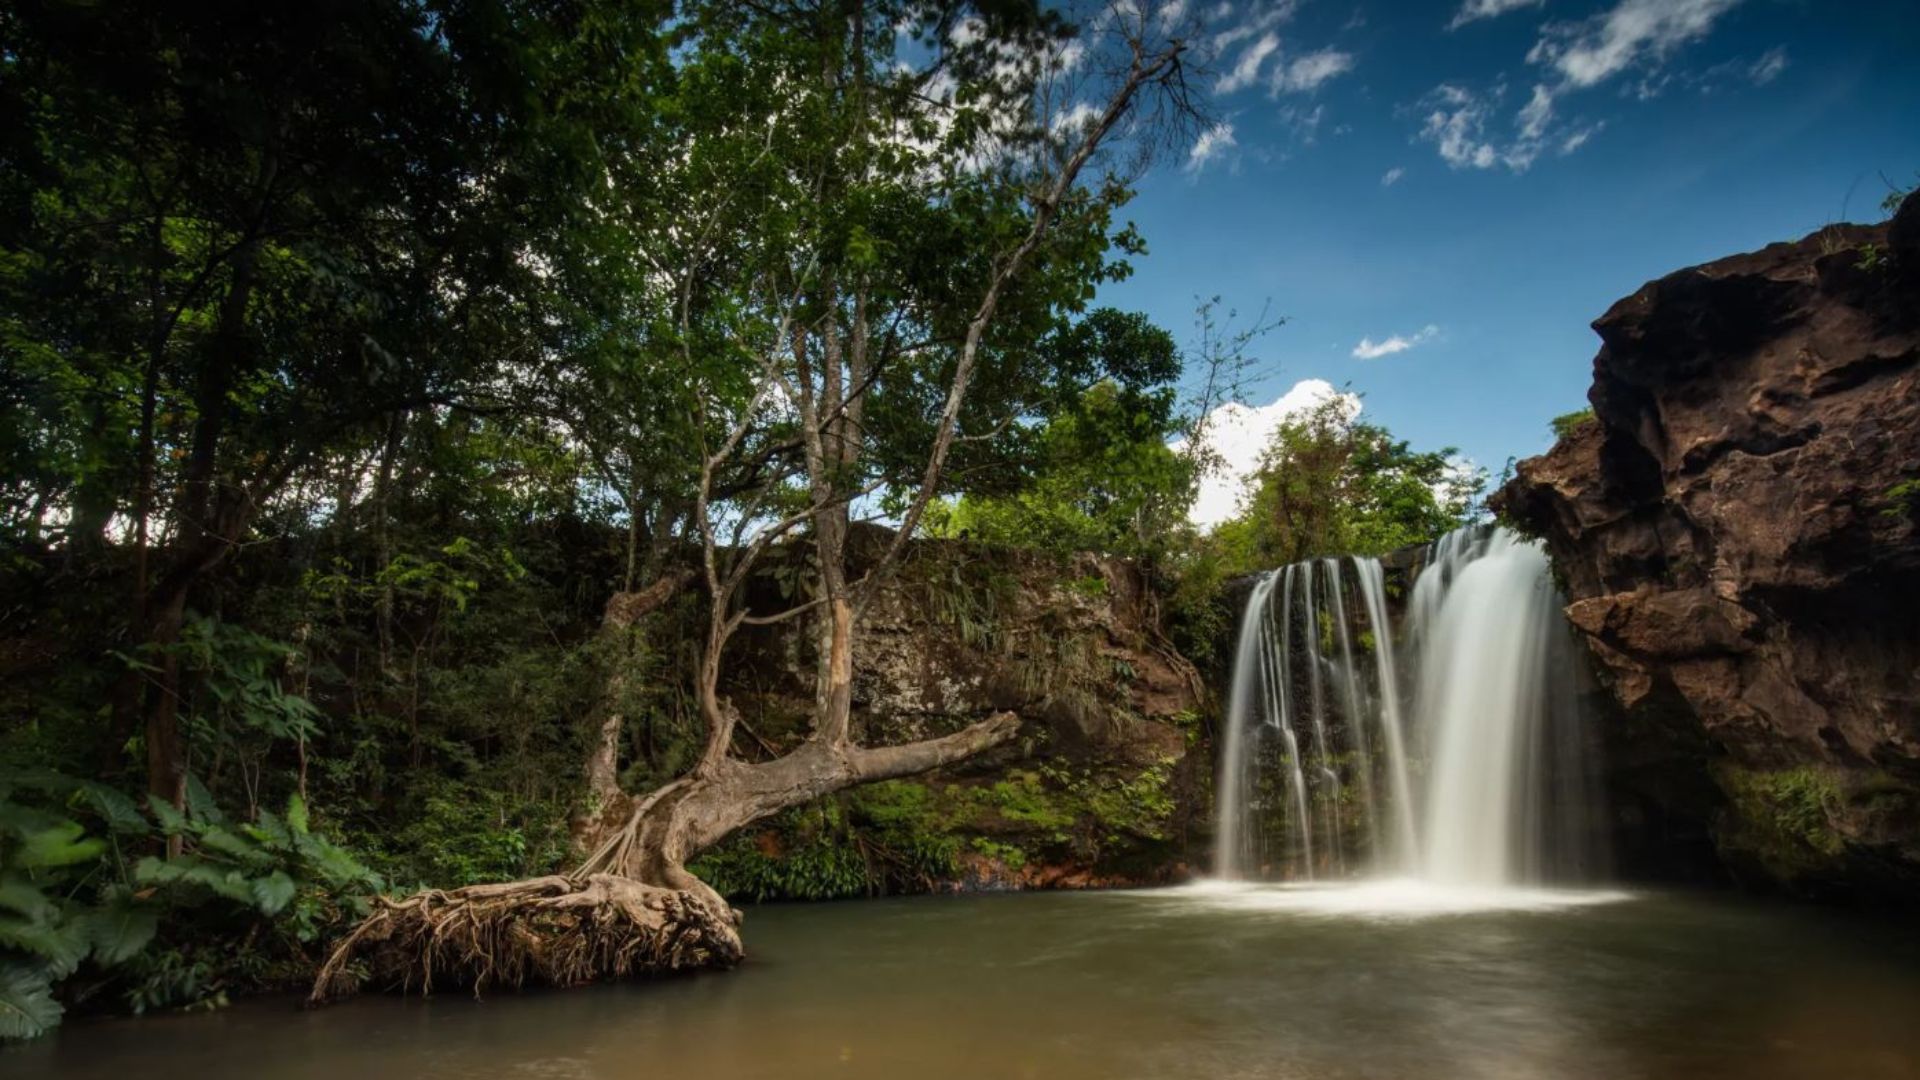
[8,883,1919,1079]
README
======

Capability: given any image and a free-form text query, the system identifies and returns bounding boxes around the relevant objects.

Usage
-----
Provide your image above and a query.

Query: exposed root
[308,873,743,1005]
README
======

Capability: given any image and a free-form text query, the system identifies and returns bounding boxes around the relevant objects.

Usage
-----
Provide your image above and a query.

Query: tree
[923,308,1194,556]
[0,0,631,820]
[312,0,1205,997]
[1220,394,1484,569]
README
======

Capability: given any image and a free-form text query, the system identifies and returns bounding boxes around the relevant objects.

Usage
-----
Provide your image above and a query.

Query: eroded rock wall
[1495,197,1920,899]
[708,532,1211,895]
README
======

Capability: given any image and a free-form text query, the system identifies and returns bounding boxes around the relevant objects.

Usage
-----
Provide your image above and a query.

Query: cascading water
[1212,525,1604,888]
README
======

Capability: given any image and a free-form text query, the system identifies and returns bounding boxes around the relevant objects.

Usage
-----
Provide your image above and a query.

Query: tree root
[308,873,743,1004]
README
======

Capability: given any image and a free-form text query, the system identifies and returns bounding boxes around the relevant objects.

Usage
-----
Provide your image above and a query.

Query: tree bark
[579,568,697,816]
[577,709,1021,904]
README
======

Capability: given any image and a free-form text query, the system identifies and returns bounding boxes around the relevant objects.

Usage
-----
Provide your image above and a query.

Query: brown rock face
[1495,196,1920,898]
[718,535,1209,893]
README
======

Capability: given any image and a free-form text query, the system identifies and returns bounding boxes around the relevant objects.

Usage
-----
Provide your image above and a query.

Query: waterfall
[1212,525,1603,888]
[1213,572,1272,880]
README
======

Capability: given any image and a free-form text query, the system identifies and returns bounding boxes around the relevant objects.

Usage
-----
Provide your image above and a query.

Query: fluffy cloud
[1381,166,1406,187]
[1447,0,1547,31]
[1418,84,1506,170]
[1528,0,1741,89]
[1275,49,1355,94]
[1418,0,1748,173]
[1217,32,1281,93]
[1517,83,1556,140]
[1186,121,1238,172]
[1352,324,1439,360]
[1176,379,1359,528]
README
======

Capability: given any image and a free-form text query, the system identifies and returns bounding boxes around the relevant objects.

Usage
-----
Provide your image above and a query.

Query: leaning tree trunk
[310,708,1019,1003]
[574,569,699,847]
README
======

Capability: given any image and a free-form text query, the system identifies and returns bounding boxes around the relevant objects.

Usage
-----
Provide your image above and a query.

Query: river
[9,882,1919,1079]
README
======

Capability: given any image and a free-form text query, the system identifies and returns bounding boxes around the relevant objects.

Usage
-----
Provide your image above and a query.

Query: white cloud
[948,15,984,49]
[1418,0,1747,175]
[1447,0,1547,30]
[1418,84,1505,170]
[1051,102,1102,136]
[1211,1,1299,51]
[1528,0,1742,89]
[1417,81,1554,172]
[1186,121,1238,172]
[1274,49,1355,94]
[1559,122,1600,154]
[1748,46,1787,85]
[1218,32,1281,93]
[1352,324,1439,359]
[1277,103,1326,144]
[1381,166,1406,186]
[1177,379,1359,528]
[1517,83,1556,140]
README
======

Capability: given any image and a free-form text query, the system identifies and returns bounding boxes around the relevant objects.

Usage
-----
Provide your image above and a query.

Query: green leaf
[82,897,158,966]
[136,857,256,906]
[0,877,54,922]
[246,808,291,849]
[285,793,309,835]
[14,821,104,869]
[147,796,187,836]
[183,775,223,826]
[0,915,87,978]
[77,783,148,835]
[0,962,63,1040]
[249,871,296,915]
[195,826,272,869]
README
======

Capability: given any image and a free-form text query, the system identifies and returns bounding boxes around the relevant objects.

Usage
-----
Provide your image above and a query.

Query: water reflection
[7,889,1919,1079]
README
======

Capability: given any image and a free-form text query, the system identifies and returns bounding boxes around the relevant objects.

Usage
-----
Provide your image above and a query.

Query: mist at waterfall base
[1206,525,1621,916]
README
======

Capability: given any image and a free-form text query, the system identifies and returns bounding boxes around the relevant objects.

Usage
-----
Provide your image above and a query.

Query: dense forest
[0,0,1483,1036]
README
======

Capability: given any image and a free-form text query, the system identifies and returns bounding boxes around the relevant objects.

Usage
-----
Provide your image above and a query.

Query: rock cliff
[702,531,1211,896]
[1496,196,1920,899]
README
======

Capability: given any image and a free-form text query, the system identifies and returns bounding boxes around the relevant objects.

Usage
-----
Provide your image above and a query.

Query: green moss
[980,770,1080,837]
[1715,765,1847,879]
[694,753,1187,901]
[1081,759,1176,844]
[969,838,1028,870]
[1065,574,1110,598]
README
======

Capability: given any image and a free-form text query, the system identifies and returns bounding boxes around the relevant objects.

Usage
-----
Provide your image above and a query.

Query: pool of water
[10,883,1920,1079]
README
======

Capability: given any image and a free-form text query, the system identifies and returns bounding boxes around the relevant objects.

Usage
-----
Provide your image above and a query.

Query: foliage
[0,0,1213,1027]
[1882,176,1918,216]
[0,772,377,1039]
[923,310,1195,558]
[1216,394,1485,570]
[691,756,1186,903]
[1549,408,1597,440]
[1715,765,1846,880]
[1881,478,1920,519]
[358,777,571,891]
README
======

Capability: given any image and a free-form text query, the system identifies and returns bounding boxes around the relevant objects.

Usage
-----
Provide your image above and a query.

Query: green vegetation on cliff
[1213,394,1486,570]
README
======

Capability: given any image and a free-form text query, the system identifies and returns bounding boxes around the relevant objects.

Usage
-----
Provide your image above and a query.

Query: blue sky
[1096,0,1920,502]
